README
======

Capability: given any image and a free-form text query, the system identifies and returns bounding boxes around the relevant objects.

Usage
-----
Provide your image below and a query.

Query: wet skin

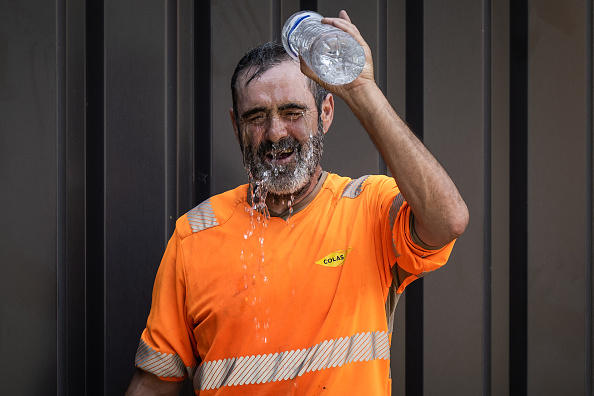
[230,60,334,214]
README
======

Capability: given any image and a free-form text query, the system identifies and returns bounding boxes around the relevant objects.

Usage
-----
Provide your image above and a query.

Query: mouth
[265,147,295,163]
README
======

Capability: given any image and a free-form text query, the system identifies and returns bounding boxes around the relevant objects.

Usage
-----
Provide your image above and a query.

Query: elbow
[448,204,469,240]
[414,203,469,247]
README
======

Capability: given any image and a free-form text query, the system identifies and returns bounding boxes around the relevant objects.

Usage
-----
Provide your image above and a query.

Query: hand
[298,10,376,99]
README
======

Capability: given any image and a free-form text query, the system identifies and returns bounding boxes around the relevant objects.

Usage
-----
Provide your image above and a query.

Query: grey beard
[242,125,324,196]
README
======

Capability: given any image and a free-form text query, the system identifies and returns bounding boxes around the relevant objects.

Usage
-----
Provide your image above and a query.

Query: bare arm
[342,83,468,246]
[301,11,469,247]
[125,369,184,396]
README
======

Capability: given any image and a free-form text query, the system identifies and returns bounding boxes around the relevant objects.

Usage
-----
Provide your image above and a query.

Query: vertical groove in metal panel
[508,0,528,394]
[57,0,67,393]
[405,3,424,143]
[404,0,424,394]
[483,0,492,395]
[194,1,211,202]
[377,0,388,176]
[176,0,196,214]
[271,0,281,42]
[299,0,317,12]
[586,1,593,394]
[166,0,177,240]
[85,0,105,394]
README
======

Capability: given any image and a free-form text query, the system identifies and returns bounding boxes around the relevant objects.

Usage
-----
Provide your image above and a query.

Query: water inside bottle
[282,10,365,85]
[310,33,365,85]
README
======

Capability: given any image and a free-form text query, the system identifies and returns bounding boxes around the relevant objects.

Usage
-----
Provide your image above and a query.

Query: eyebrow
[278,102,309,112]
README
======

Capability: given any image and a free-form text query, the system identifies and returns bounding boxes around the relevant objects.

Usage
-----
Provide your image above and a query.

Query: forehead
[236,61,314,112]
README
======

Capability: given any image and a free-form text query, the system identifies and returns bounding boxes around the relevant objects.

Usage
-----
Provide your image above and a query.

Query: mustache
[255,137,301,157]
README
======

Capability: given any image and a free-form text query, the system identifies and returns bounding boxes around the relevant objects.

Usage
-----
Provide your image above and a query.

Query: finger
[321,18,367,54]
[322,16,362,38]
[338,10,351,23]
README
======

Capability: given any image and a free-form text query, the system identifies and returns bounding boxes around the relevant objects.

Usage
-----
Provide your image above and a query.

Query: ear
[320,93,334,134]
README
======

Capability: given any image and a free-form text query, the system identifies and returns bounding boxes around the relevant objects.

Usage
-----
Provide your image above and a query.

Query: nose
[265,114,288,142]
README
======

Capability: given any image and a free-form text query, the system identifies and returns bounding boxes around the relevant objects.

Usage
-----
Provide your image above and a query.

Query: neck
[264,166,323,214]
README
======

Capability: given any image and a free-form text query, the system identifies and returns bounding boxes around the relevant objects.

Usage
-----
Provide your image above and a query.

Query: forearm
[343,83,468,246]
[126,369,184,396]
[309,10,468,245]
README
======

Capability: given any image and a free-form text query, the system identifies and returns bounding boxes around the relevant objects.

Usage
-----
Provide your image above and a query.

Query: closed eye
[281,109,305,121]
[243,112,267,125]
[241,106,268,124]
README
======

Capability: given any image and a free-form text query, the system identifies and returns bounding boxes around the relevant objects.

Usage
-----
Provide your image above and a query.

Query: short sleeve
[390,201,455,293]
[367,175,455,294]
[134,229,198,381]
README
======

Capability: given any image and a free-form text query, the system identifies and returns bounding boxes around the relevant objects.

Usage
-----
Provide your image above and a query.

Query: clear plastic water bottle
[281,10,365,85]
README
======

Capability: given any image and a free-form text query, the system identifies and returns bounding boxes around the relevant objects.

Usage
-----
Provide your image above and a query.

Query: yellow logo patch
[315,248,354,267]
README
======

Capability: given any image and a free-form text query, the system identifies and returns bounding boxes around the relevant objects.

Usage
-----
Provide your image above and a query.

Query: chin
[265,168,317,197]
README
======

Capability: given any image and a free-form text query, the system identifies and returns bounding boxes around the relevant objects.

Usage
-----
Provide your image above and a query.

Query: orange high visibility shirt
[135,173,455,395]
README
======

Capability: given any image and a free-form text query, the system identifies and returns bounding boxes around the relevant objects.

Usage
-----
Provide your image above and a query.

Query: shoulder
[324,173,396,200]
[175,185,248,240]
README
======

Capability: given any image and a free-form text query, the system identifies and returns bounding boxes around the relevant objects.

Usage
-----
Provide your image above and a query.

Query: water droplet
[285,194,295,223]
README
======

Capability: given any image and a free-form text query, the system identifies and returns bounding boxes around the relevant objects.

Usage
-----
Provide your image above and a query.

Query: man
[127,10,468,395]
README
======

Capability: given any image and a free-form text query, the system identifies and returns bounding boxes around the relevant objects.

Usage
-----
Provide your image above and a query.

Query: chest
[181,201,385,357]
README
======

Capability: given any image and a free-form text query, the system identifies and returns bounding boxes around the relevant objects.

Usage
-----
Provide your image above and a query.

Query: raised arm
[300,10,468,247]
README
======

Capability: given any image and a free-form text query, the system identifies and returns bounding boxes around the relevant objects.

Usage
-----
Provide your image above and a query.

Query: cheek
[294,118,318,140]
[240,128,261,149]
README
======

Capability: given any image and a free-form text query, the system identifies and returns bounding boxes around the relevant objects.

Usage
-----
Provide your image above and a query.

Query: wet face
[233,61,328,196]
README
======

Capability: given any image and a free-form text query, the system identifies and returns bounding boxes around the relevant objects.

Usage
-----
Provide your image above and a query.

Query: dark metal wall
[1,1,60,394]
[0,0,592,395]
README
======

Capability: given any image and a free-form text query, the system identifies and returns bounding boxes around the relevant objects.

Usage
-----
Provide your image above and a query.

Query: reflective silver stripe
[135,339,189,378]
[193,331,390,391]
[386,194,405,333]
[389,193,405,259]
[341,175,370,198]
[187,198,218,233]
[389,193,405,231]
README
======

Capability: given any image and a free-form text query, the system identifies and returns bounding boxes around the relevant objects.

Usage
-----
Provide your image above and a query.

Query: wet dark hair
[230,42,329,128]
